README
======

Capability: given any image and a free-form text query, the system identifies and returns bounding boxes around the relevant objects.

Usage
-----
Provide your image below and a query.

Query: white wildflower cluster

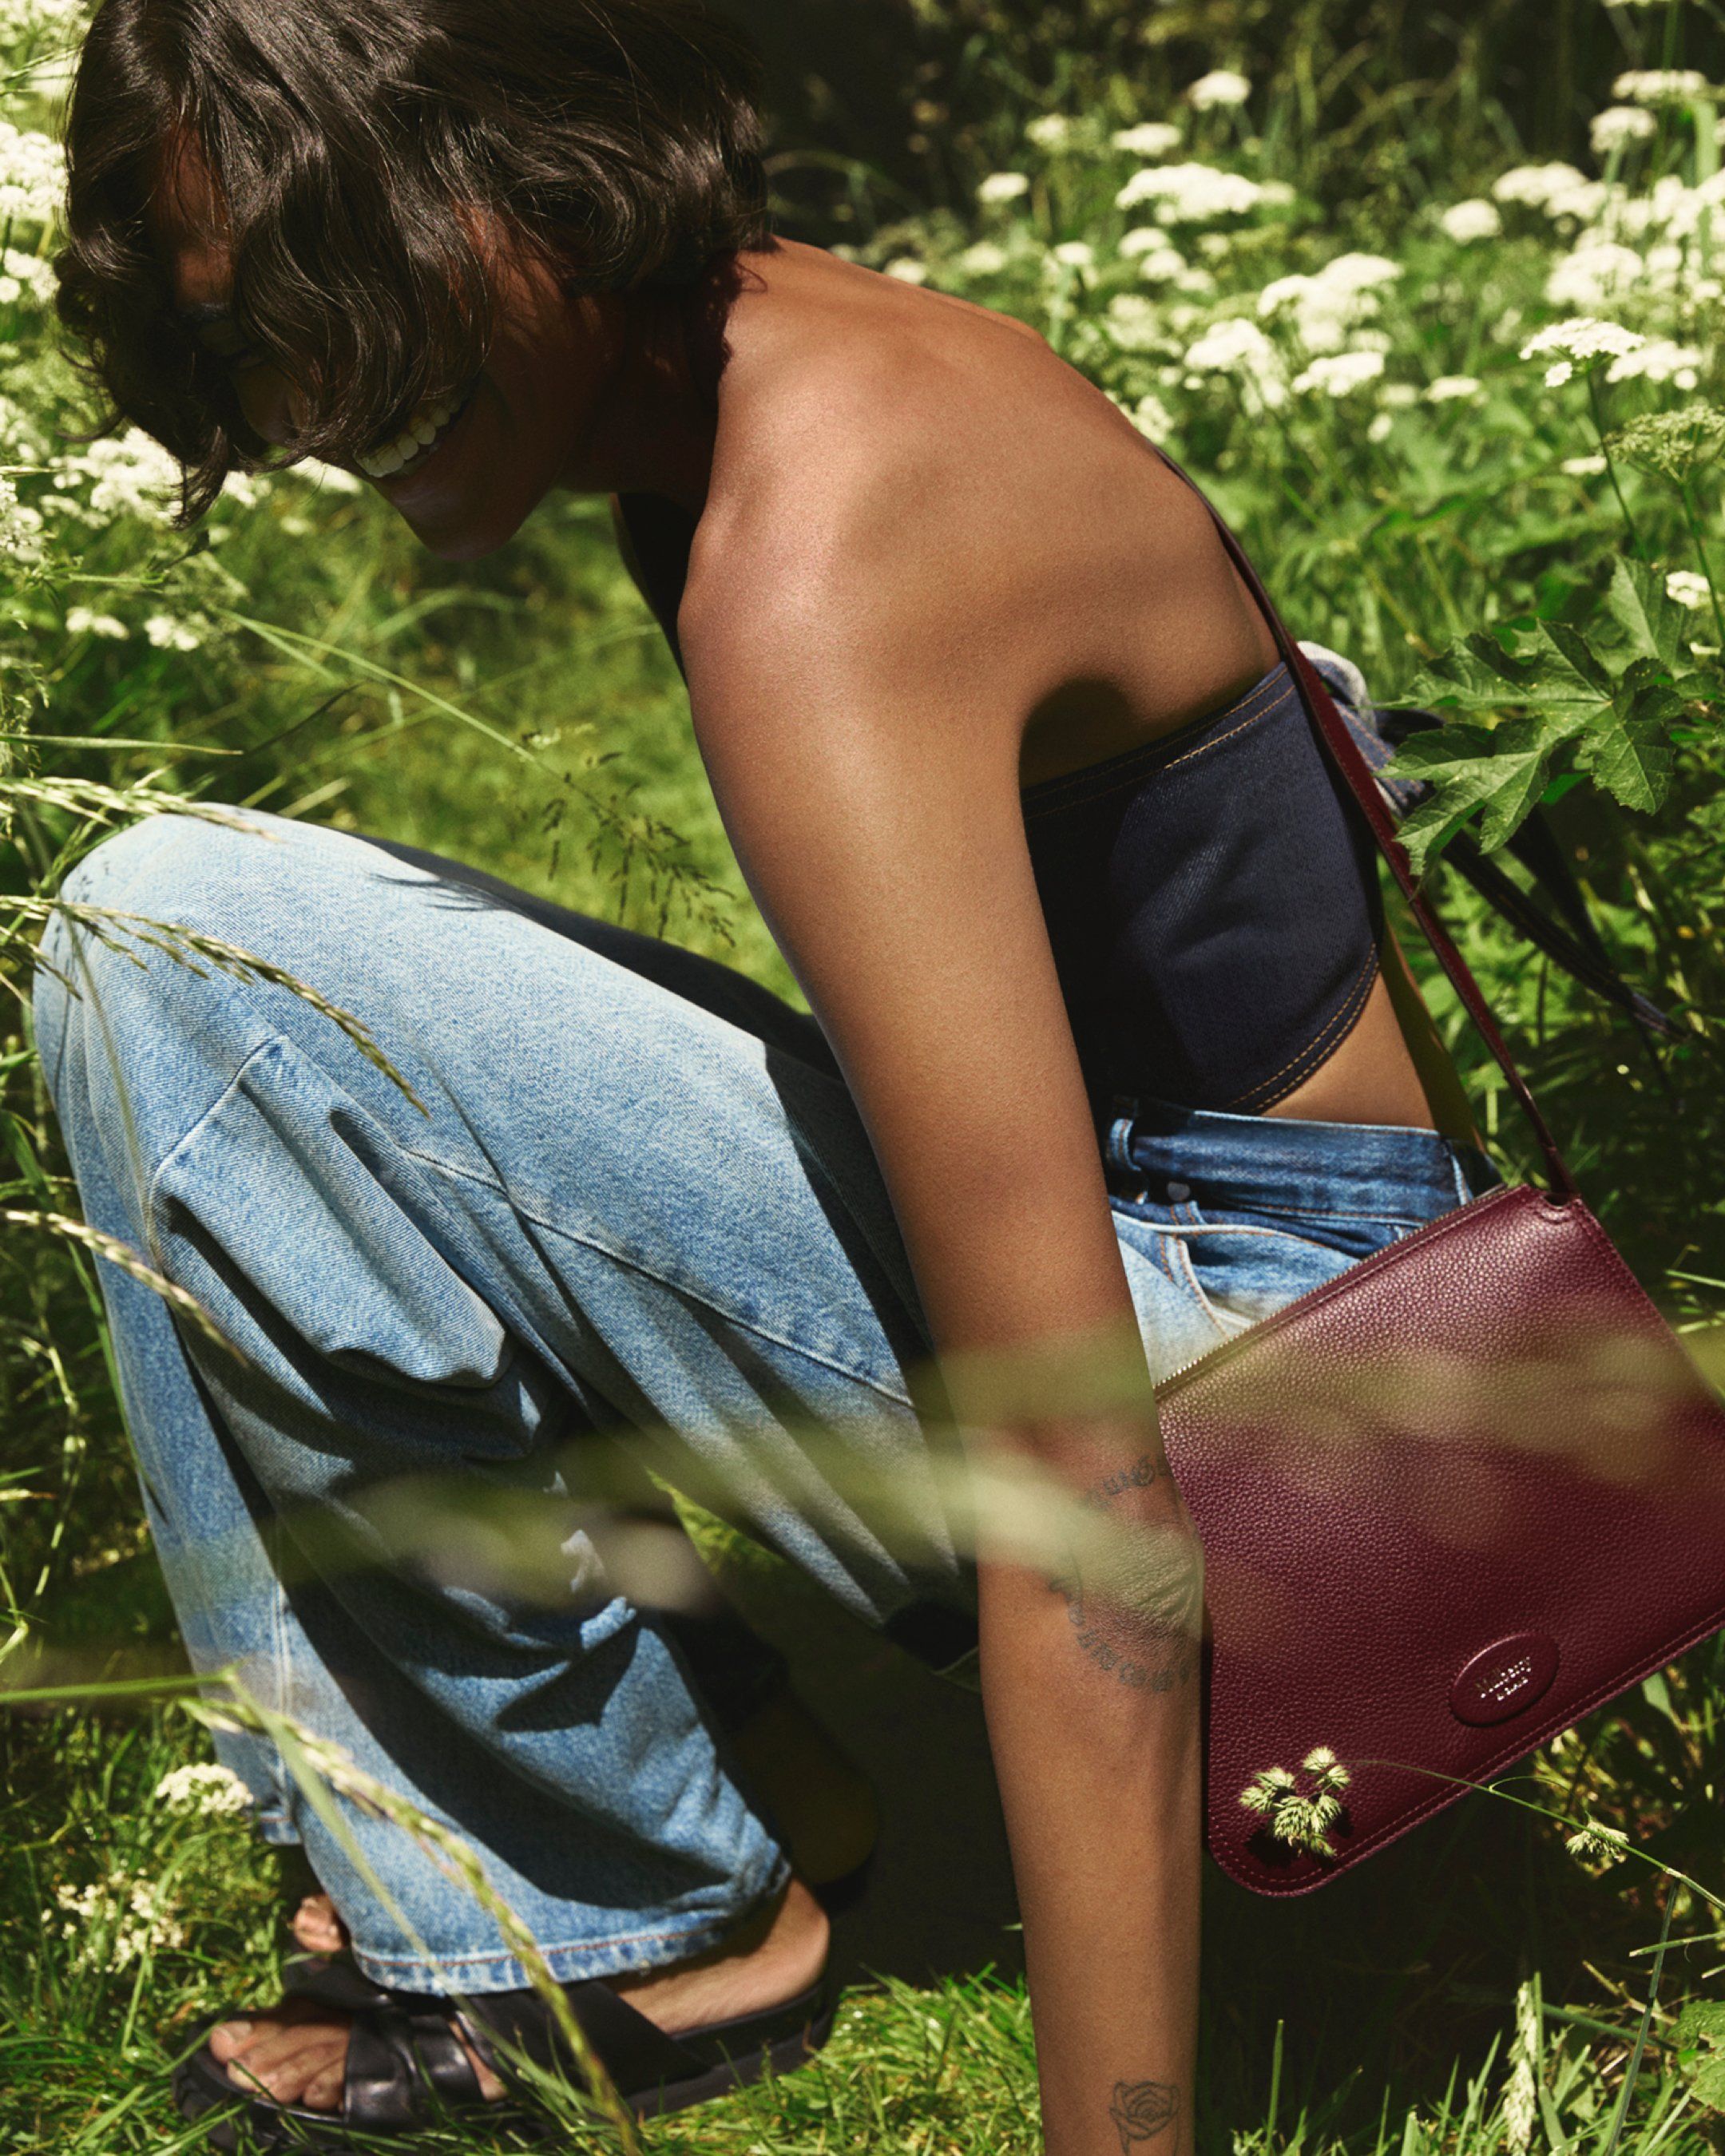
[54,1875,188,1971]
[1426,375,1484,402]
[1291,348,1385,398]
[1116,161,1276,224]
[978,171,1029,206]
[65,605,128,639]
[1439,198,1502,244]
[153,1760,254,1813]
[1106,291,1164,352]
[1613,70,1713,108]
[1025,113,1076,152]
[1591,105,1659,157]
[1609,335,1702,386]
[1519,315,1647,386]
[1668,570,1712,609]
[884,256,927,284]
[0,246,54,308]
[53,429,184,524]
[145,612,210,651]
[0,473,44,563]
[1186,69,1251,112]
[0,120,62,227]
[1183,315,1287,407]
[1257,250,1400,355]
[1120,228,1188,282]
[1049,240,1095,271]
[958,240,1009,276]
[1111,122,1181,160]
[1493,163,1604,222]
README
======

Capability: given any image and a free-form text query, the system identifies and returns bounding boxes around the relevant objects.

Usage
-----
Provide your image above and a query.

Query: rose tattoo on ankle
[1109,2078,1179,2154]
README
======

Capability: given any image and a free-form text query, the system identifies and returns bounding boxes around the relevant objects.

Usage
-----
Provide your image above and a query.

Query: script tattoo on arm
[1049,1453,1202,1692]
[1109,2078,1180,2155]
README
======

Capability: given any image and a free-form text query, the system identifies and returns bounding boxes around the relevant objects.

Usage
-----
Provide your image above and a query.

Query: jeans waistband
[1105,1095,1501,1221]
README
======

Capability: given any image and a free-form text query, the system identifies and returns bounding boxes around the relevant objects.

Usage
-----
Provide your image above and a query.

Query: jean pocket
[152,1036,519,1401]
[1170,1214,1377,1336]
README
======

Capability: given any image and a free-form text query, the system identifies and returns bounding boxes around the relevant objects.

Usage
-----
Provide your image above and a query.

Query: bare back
[668,242,1469,1139]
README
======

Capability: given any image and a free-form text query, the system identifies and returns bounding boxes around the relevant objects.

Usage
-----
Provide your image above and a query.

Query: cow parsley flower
[1116,161,1264,222]
[1049,240,1095,269]
[1105,292,1164,352]
[153,1760,254,1813]
[0,474,43,562]
[0,121,63,227]
[977,171,1030,206]
[1592,105,1659,156]
[1426,375,1484,402]
[958,240,1009,275]
[1562,454,1608,475]
[54,428,184,522]
[1291,349,1386,397]
[1186,69,1251,111]
[1257,252,1401,355]
[1545,240,1647,310]
[145,612,206,651]
[1025,113,1075,151]
[1613,69,1712,106]
[1111,121,1182,159]
[65,606,129,639]
[1439,198,1502,244]
[1120,228,1188,280]
[1606,336,1702,387]
[1493,162,1601,221]
[1668,570,1711,609]
[885,257,927,283]
[54,1876,188,1971]
[0,246,54,308]
[1184,315,1287,406]
[1519,315,1646,386]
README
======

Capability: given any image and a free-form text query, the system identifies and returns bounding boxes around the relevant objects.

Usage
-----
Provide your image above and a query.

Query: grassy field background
[12,0,1725,2150]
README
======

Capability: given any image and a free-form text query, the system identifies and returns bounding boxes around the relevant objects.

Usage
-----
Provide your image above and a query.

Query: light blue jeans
[33,810,1498,1994]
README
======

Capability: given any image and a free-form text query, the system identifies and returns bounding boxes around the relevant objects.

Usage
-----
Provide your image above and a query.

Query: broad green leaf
[1385,711,1581,873]
[1406,632,1548,715]
[1570,660,1676,814]
[1694,2058,1725,2110]
[1604,557,1688,672]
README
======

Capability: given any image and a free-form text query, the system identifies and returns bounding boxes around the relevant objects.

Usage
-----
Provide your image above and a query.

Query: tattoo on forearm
[1083,1453,1160,1508]
[1050,1451,1200,1690]
[1109,2079,1180,2154]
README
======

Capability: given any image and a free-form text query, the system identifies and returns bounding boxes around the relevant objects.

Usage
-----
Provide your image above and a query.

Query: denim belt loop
[1105,1100,1140,1175]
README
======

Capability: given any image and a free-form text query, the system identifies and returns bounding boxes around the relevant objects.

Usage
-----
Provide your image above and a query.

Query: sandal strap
[465,1977,705,2096]
[343,1994,484,2130]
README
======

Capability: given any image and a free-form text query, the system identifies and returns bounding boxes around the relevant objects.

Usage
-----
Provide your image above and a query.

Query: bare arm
[684,521,1204,2156]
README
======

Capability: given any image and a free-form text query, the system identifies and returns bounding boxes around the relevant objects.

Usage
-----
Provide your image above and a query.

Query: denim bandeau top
[1020,660,1383,1119]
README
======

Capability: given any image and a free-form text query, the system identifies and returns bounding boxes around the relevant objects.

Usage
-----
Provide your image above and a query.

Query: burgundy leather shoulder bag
[1148,448,1725,1895]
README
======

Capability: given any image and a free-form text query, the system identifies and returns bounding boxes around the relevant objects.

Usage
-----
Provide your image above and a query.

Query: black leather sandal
[172,1956,837,2149]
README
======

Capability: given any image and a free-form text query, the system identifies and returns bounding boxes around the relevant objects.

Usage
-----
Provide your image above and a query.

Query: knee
[32,814,256,1075]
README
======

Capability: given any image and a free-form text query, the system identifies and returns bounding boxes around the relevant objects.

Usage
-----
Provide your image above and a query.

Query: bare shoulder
[684,272,1160,715]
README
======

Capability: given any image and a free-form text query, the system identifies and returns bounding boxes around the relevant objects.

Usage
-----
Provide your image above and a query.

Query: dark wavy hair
[53,0,772,523]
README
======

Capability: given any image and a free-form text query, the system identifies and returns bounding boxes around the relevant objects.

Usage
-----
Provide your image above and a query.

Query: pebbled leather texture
[1158,1184,1725,1893]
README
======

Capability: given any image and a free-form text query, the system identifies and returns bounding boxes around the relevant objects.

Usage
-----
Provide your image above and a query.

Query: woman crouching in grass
[37,0,1493,2146]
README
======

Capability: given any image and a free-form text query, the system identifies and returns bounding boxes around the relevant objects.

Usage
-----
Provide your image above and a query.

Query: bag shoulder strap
[1147,443,1579,1199]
